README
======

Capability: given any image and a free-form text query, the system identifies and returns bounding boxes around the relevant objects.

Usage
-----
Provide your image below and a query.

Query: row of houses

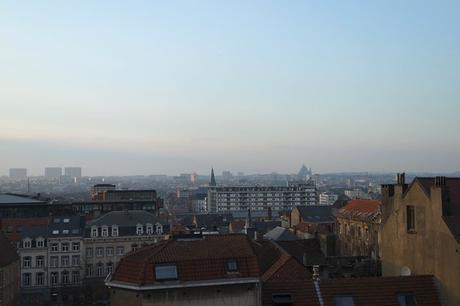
[5,210,169,305]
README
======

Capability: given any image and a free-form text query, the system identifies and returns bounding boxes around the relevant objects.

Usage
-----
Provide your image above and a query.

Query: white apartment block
[208,182,317,213]
[319,192,339,206]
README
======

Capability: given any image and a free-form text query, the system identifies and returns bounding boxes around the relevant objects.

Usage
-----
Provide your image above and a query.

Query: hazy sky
[1,1,459,176]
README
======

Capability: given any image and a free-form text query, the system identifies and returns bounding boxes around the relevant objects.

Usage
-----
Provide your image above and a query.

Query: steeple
[210,168,217,187]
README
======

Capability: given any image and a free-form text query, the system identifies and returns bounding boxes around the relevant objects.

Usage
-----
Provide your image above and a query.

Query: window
[63,218,70,223]
[136,224,143,235]
[407,206,415,232]
[50,272,58,285]
[36,256,44,268]
[86,247,93,258]
[156,224,163,234]
[272,294,293,306]
[23,256,31,268]
[116,246,124,256]
[62,230,69,234]
[61,242,70,252]
[36,272,44,286]
[23,273,31,287]
[61,256,70,267]
[106,247,114,257]
[72,242,80,251]
[23,239,31,248]
[36,239,45,248]
[112,225,119,237]
[72,255,80,266]
[53,218,60,223]
[62,271,69,284]
[335,295,355,306]
[96,263,104,277]
[51,243,59,252]
[227,259,238,272]
[52,230,59,235]
[50,256,58,268]
[96,247,104,257]
[155,264,178,280]
[398,293,417,306]
[146,224,153,235]
[106,262,113,275]
[101,226,108,237]
[86,264,93,277]
[72,271,80,283]
[131,243,138,251]
[91,226,98,238]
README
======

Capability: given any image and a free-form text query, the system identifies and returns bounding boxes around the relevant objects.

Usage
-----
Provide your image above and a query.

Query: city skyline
[1,1,460,176]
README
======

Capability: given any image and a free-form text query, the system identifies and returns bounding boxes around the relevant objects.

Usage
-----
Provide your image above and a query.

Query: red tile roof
[337,199,382,222]
[319,275,441,306]
[111,234,260,285]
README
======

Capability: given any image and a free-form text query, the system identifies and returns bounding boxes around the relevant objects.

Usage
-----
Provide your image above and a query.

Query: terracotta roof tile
[337,199,382,221]
[320,275,441,306]
[112,234,260,285]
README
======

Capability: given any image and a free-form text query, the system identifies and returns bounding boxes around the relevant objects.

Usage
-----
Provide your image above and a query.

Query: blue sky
[1,1,459,176]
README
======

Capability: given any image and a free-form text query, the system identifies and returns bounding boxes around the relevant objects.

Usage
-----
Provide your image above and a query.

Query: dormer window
[156,224,163,235]
[23,239,32,248]
[136,224,143,235]
[112,225,119,237]
[155,264,178,281]
[227,258,238,272]
[91,226,98,238]
[36,238,44,248]
[101,226,109,237]
[146,224,153,235]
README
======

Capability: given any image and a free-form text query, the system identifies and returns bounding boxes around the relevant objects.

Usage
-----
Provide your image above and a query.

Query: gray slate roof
[296,205,335,223]
[0,193,43,204]
[87,210,166,227]
[263,226,299,241]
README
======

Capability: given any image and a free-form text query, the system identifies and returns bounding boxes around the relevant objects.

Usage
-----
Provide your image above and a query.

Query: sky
[1,1,459,176]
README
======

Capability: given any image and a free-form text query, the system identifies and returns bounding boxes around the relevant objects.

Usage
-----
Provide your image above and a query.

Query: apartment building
[84,210,169,280]
[47,216,84,290]
[207,182,317,213]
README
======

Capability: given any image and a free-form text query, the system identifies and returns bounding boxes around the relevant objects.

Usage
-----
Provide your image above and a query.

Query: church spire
[210,168,217,187]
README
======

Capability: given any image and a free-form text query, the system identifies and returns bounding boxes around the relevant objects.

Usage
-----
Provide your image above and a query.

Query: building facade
[0,232,20,306]
[208,182,317,213]
[381,175,460,306]
[83,210,169,281]
[319,192,339,206]
[336,199,381,259]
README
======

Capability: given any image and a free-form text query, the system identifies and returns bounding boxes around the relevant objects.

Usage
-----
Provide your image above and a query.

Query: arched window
[156,224,163,235]
[91,226,98,238]
[146,223,153,235]
[136,224,143,235]
[23,238,32,248]
[111,225,119,237]
[101,226,109,237]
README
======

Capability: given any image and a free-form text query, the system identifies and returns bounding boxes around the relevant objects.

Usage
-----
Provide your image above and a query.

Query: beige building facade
[381,175,460,306]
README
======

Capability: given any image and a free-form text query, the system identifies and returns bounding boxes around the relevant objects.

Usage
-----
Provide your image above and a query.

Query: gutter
[106,277,260,291]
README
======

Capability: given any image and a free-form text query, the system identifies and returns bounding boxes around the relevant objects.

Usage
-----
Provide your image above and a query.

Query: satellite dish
[400,266,411,276]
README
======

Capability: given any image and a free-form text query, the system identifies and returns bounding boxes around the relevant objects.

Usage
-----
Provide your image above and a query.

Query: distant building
[319,192,338,205]
[64,167,82,179]
[344,188,368,199]
[207,182,317,213]
[44,167,62,180]
[0,232,20,306]
[336,199,381,259]
[381,174,460,306]
[91,187,157,202]
[9,168,27,180]
[222,171,233,181]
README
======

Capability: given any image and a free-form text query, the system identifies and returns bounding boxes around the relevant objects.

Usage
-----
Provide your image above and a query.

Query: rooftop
[0,193,44,205]
[337,199,382,221]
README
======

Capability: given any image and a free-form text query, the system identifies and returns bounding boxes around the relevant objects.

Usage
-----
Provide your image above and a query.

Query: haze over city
[1,0,459,176]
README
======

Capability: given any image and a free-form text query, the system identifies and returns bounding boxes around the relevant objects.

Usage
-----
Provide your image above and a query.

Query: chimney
[303,252,308,266]
[435,176,446,187]
[396,172,405,185]
[268,207,272,221]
